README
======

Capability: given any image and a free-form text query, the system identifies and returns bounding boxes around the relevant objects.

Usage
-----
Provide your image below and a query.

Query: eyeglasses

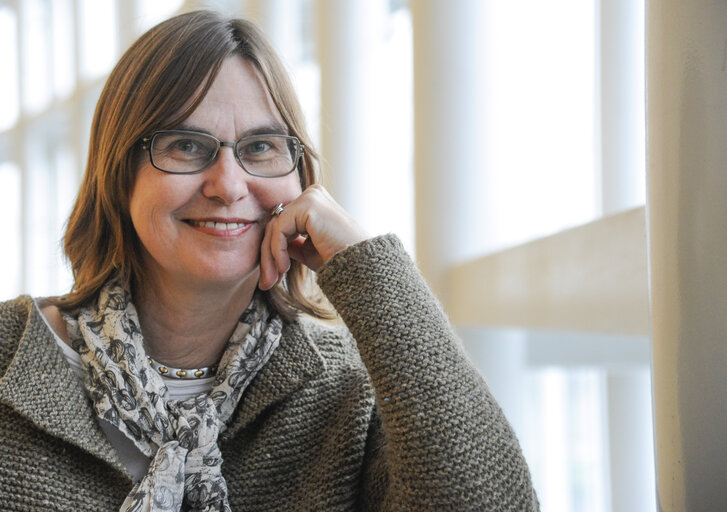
[141,130,304,177]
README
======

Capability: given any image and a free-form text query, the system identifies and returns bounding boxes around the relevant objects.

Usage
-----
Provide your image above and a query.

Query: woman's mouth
[183,218,256,237]
[186,220,249,230]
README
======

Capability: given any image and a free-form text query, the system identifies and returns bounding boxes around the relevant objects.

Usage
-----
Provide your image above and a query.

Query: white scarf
[63,281,282,511]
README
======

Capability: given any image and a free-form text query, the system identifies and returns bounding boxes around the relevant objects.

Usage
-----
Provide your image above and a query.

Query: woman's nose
[201,146,250,204]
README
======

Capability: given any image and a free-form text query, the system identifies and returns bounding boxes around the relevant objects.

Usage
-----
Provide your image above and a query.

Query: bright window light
[0,8,19,130]
[22,0,53,114]
[525,369,609,512]
[135,0,183,32]
[80,0,117,79]
[53,142,77,294]
[486,0,597,251]
[0,162,21,300]
[26,132,56,297]
[359,7,413,249]
[52,0,76,98]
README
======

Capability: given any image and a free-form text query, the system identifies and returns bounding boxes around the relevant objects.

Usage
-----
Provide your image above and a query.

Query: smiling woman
[0,10,538,511]
[128,57,306,322]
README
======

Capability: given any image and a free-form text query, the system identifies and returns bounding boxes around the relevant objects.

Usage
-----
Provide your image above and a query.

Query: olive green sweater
[0,235,538,511]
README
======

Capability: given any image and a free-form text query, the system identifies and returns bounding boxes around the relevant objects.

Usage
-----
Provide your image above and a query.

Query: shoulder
[0,294,35,316]
[292,314,356,349]
[0,296,37,375]
[285,314,367,373]
[0,296,36,338]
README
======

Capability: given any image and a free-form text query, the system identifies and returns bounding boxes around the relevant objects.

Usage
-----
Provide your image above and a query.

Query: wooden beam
[447,206,649,336]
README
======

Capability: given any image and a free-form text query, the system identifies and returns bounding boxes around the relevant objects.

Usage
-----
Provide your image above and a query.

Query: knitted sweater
[0,234,538,511]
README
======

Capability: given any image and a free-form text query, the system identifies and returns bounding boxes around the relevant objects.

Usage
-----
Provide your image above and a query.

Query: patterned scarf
[62,280,282,511]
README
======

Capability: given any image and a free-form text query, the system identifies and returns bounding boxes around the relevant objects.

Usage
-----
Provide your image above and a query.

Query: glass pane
[0,7,19,130]
[80,84,105,169]
[364,6,413,249]
[80,0,117,79]
[135,0,183,32]
[53,141,77,294]
[299,0,316,62]
[486,0,597,251]
[22,0,53,114]
[524,369,608,512]
[24,119,76,297]
[51,0,75,97]
[0,162,22,300]
[25,127,55,296]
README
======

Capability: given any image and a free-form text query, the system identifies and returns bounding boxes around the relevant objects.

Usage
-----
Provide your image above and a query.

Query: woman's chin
[169,262,261,292]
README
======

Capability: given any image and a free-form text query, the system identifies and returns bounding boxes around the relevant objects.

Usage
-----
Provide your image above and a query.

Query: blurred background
[0,0,653,510]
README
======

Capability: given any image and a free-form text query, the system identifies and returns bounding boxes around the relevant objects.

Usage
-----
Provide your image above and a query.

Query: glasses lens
[151,131,218,173]
[236,135,299,177]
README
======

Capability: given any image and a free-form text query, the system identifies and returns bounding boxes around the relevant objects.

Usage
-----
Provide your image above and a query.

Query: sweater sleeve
[316,234,539,512]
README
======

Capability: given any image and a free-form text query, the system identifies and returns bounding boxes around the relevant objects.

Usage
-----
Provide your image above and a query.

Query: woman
[0,10,538,511]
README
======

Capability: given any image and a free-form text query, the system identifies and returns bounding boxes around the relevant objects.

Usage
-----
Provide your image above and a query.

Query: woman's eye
[173,140,200,153]
[247,141,272,154]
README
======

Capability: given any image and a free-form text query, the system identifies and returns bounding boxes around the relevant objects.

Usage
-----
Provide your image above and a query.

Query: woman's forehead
[170,57,287,137]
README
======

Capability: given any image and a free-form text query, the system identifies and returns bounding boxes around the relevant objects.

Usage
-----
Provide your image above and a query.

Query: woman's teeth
[188,220,246,230]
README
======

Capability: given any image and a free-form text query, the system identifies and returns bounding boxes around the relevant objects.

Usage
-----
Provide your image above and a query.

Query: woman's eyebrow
[173,123,289,138]
[241,125,289,137]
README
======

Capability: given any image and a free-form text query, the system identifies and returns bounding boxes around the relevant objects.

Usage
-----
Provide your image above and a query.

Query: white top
[38,304,216,482]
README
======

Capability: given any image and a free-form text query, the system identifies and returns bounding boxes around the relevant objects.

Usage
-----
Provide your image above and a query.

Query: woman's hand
[258,185,368,290]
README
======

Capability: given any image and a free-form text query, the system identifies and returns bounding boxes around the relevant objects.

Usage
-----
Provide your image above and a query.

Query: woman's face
[129,56,303,291]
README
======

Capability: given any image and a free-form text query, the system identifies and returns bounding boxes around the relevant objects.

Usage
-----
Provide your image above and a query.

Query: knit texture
[0,234,538,511]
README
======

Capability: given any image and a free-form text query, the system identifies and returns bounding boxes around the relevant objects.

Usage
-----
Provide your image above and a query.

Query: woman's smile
[183,217,257,237]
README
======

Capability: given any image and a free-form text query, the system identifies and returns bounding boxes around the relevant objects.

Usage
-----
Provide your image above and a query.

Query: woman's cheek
[259,177,303,211]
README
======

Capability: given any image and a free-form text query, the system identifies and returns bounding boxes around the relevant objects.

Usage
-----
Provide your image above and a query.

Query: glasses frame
[140,129,304,177]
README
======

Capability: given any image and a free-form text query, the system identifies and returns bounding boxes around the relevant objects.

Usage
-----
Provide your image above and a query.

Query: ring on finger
[271,203,285,217]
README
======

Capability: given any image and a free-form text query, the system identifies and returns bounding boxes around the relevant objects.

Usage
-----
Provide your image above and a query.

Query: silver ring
[271,203,285,216]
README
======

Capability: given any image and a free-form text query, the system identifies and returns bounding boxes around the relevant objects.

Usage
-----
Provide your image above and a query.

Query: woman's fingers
[287,236,324,269]
[259,202,306,289]
[271,229,292,276]
[258,219,279,290]
[258,185,368,290]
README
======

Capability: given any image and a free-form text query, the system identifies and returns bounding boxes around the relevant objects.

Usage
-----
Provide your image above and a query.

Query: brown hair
[55,10,333,320]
